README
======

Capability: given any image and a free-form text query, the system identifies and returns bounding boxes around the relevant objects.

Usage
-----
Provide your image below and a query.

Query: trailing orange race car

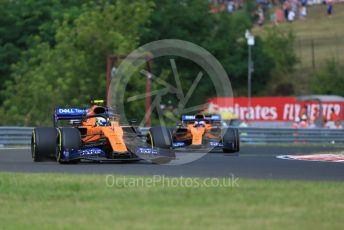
[147,114,240,153]
[31,100,175,164]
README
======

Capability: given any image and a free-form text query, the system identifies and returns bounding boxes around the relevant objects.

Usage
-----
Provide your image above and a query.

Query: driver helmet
[194,121,205,127]
[301,114,307,121]
[95,117,107,126]
[199,121,206,126]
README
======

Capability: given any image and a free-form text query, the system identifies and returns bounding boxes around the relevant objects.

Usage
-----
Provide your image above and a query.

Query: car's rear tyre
[31,127,58,162]
[147,127,172,148]
[223,128,240,153]
[57,127,81,163]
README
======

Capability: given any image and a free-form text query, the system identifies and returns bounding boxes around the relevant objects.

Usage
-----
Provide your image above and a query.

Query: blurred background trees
[0,0,153,125]
[311,59,344,96]
[0,0,312,125]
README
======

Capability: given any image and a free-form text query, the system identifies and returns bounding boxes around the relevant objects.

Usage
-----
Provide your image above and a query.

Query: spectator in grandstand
[288,10,296,22]
[300,114,308,128]
[292,117,300,128]
[324,108,340,128]
[327,0,333,16]
[287,0,297,22]
[270,10,277,25]
[291,0,298,11]
[330,108,339,122]
[299,105,308,120]
[273,8,284,25]
[209,0,243,13]
[282,0,290,21]
[324,118,330,128]
[256,5,265,26]
[299,0,308,19]
[227,0,235,12]
[219,2,226,11]
[308,119,317,128]
[210,3,218,13]
[335,120,343,129]
[311,107,319,122]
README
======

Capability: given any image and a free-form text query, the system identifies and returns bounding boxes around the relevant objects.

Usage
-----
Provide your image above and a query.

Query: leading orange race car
[31,100,175,164]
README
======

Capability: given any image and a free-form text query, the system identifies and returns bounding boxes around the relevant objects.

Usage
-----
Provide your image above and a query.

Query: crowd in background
[292,105,343,129]
[209,0,244,13]
[209,0,343,25]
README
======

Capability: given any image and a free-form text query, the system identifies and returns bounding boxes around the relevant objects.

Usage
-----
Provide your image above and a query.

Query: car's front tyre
[222,128,240,153]
[57,127,81,164]
[147,127,174,164]
[147,127,172,148]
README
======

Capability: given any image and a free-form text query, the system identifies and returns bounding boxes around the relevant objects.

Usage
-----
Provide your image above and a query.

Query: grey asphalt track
[1,146,344,181]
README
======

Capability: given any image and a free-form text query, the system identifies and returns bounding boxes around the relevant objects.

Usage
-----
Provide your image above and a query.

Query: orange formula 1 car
[31,100,174,164]
[147,114,240,153]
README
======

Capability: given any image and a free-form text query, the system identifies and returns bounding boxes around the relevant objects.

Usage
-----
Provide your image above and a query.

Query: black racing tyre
[147,127,172,148]
[222,128,240,153]
[31,127,58,162]
[57,127,81,163]
[235,128,240,152]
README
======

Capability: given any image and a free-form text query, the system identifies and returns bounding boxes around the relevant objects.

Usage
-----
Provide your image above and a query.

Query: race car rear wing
[53,108,89,126]
[181,114,221,122]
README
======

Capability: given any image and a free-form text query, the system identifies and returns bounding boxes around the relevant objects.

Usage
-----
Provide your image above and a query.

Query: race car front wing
[60,146,175,162]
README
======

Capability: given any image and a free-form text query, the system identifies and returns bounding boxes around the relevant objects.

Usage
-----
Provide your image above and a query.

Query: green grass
[254,3,344,93]
[259,3,344,70]
[289,4,344,70]
[286,4,344,40]
[0,173,344,230]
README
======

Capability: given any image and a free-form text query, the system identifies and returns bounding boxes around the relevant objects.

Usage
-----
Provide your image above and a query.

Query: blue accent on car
[172,142,186,147]
[209,141,223,147]
[62,148,105,160]
[136,148,158,155]
[181,115,195,121]
[181,114,222,122]
[79,148,105,156]
[63,150,70,158]
[55,108,89,120]
[209,114,221,121]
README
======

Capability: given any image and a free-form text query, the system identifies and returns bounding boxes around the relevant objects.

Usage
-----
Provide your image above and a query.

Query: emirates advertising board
[207,97,343,122]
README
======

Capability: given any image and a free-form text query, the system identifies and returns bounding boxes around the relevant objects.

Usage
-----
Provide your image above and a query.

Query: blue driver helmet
[96,117,107,126]
[194,121,205,127]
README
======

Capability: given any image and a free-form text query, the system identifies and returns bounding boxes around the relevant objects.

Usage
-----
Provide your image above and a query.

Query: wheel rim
[147,132,154,147]
[31,132,36,159]
[57,129,62,162]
